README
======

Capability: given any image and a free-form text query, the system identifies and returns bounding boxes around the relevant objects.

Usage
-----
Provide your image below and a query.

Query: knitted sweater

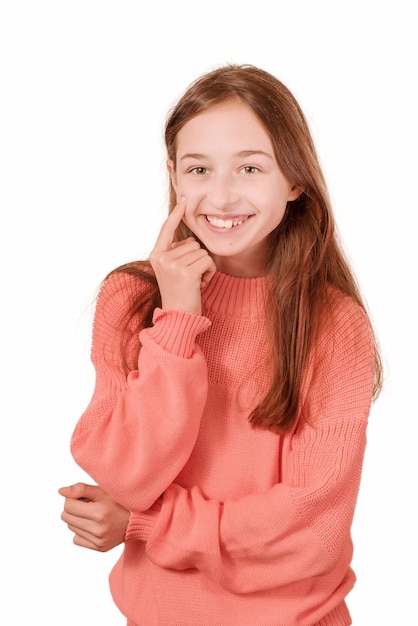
[70,269,375,626]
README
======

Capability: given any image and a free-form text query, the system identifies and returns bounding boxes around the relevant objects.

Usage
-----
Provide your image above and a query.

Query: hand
[149,198,216,315]
[59,483,130,552]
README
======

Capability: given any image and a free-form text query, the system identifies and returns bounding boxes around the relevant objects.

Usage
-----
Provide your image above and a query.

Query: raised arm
[71,200,216,512]
[70,270,211,512]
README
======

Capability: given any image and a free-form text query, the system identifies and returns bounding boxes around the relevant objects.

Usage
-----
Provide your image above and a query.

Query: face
[168,99,300,277]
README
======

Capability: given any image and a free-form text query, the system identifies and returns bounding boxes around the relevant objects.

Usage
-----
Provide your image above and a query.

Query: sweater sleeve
[70,270,211,512]
[125,297,376,593]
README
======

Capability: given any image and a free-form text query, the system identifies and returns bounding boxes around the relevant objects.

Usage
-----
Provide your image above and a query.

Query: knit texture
[71,269,375,626]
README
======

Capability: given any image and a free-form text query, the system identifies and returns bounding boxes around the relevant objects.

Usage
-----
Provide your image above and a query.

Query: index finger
[153,197,186,252]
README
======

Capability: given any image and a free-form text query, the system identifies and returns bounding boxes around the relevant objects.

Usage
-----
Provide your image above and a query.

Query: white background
[1,1,416,624]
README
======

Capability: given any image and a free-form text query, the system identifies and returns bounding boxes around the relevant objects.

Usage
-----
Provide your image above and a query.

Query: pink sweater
[71,269,375,626]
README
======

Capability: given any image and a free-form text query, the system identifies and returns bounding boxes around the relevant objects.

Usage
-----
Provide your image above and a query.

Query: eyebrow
[179,150,274,161]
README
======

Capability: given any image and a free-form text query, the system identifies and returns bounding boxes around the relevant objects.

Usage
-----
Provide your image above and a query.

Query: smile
[205,215,251,229]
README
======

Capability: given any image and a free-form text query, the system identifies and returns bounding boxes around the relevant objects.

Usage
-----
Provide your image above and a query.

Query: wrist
[141,308,211,358]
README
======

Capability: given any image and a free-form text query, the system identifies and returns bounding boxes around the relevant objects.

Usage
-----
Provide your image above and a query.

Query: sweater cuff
[143,308,211,358]
[125,499,162,543]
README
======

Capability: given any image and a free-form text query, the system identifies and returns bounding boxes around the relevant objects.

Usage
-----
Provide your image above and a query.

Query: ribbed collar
[201,271,269,320]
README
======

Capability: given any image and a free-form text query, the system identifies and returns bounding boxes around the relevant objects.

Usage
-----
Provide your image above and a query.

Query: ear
[167,159,178,192]
[288,183,304,202]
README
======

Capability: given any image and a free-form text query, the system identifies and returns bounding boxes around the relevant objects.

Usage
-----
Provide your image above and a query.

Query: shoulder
[96,261,157,323]
[317,284,373,351]
[91,262,158,364]
[300,286,376,425]
[311,285,376,392]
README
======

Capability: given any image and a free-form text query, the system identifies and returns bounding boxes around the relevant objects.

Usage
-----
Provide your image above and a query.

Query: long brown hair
[110,64,382,432]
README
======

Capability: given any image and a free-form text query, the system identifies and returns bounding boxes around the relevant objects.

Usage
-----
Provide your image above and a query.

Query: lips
[205,215,252,229]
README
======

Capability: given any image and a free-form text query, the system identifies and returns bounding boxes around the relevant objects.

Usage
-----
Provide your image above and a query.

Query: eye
[241,165,259,174]
[189,166,208,175]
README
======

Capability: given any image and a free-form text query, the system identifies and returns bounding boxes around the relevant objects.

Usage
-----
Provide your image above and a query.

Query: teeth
[206,216,244,229]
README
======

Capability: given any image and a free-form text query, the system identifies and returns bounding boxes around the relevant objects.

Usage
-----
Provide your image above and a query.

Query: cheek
[172,177,188,201]
[177,180,203,208]
[183,202,199,226]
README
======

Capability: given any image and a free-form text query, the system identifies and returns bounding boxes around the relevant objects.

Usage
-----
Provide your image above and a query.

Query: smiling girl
[60,64,382,625]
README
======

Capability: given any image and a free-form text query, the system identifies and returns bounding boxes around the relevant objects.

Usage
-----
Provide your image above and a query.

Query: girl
[60,64,382,625]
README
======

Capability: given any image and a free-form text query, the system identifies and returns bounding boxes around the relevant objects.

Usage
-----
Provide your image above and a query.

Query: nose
[206,172,239,211]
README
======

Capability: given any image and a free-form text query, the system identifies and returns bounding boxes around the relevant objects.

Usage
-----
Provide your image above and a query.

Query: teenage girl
[59,64,382,626]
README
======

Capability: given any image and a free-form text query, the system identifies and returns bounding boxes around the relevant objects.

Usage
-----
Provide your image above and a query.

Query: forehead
[175,100,273,155]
